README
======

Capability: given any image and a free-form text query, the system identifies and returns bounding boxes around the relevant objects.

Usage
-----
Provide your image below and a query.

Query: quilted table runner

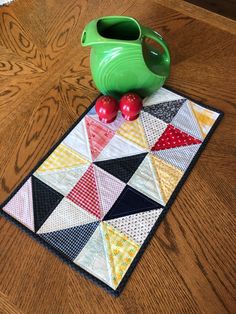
[0,87,223,296]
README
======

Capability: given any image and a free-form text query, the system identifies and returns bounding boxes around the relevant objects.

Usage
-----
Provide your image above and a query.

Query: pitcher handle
[142,27,170,66]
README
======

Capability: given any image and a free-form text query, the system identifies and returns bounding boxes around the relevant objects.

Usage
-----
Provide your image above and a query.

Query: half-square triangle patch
[154,144,201,171]
[36,144,89,173]
[93,165,126,218]
[190,101,219,138]
[106,208,163,246]
[150,154,183,204]
[40,222,99,260]
[117,118,149,149]
[143,87,185,107]
[37,198,98,234]
[128,153,164,205]
[74,224,113,288]
[140,111,168,149]
[101,222,140,289]
[3,177,35,231]
[94,153,148,183]
[151,125,202,152]
[34,165,89,196]
[103,185,161,220]
[95,134,147,162]
[171,100,203,140]
[32,176,64,232]
[63,119,92,161]
[67,164,101,219]
[142,99,186,123]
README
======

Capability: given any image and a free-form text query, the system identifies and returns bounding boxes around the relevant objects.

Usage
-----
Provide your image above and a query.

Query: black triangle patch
[94,153,148,183]
[103,185,162,220]
[32,176,64,232]
[40,222,99,260]
[143,99,186,123]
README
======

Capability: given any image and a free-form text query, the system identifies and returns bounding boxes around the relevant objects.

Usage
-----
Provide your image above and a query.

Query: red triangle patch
[151,125,202,151]
[85,116,114,160]
[67,164,101,219]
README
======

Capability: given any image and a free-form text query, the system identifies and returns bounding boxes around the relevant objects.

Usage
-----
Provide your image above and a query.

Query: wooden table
[0,1,235,313]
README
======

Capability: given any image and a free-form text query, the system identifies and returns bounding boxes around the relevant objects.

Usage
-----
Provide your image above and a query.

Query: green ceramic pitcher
[81,16,170,97]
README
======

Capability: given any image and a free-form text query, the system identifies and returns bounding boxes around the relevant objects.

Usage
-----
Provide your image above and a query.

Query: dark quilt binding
[0,86,224,296]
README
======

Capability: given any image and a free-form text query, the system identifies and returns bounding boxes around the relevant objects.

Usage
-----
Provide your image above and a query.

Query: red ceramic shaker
[95,95,119,123]
[119,93,143,121]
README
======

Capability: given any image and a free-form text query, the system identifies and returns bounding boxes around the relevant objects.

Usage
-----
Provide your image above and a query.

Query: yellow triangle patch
[117,118,149,149]
[101,222,140,288]
[150,154,183,204]
[37,144,90,173]
[190,101,217,138]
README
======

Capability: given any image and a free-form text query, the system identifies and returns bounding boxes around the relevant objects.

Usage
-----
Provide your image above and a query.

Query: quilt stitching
[1,87,222,296]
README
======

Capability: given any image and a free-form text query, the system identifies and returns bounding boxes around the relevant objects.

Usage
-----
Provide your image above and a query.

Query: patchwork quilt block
[1,87,223,295]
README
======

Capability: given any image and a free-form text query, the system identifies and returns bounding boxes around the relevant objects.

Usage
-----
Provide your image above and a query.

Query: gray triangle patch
[171,101,203,140]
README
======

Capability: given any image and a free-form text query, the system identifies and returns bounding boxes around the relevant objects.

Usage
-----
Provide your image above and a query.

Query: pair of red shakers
[95,93,143,123]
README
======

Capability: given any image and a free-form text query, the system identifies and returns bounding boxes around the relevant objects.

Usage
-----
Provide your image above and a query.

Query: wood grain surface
[0,0,236,313]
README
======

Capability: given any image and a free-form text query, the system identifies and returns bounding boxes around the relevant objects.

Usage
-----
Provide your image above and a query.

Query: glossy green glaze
[81,16,170,97]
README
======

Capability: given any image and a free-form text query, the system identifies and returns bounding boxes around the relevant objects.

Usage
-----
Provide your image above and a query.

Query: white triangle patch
[143,87,185,107]
[34,165,89,196]
[63,119,92,161]
[37,198,98,234]
[74,224,114,288]
[140,111,168,148]
[95,134,147,162]
[128,154,164,205]
[171,100,203,140]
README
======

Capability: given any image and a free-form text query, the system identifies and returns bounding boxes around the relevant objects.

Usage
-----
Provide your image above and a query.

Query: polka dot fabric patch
[151,124,202,151]
[1,87,223,296]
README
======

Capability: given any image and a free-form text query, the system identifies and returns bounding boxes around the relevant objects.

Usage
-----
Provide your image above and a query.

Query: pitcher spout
[81,19,101,47]
[81,16,141,47]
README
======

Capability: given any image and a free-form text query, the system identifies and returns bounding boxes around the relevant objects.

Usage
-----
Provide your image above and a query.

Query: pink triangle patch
[151,125,202,151]
[3,178,35,231]
[85,116,115,160]
[94,165,126,218]
[67,165,101,219]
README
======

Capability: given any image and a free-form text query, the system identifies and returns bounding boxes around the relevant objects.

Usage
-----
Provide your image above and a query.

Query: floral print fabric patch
[1,87,223,296]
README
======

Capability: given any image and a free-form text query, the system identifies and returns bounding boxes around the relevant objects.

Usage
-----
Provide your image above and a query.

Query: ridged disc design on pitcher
[90,45,164,97]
